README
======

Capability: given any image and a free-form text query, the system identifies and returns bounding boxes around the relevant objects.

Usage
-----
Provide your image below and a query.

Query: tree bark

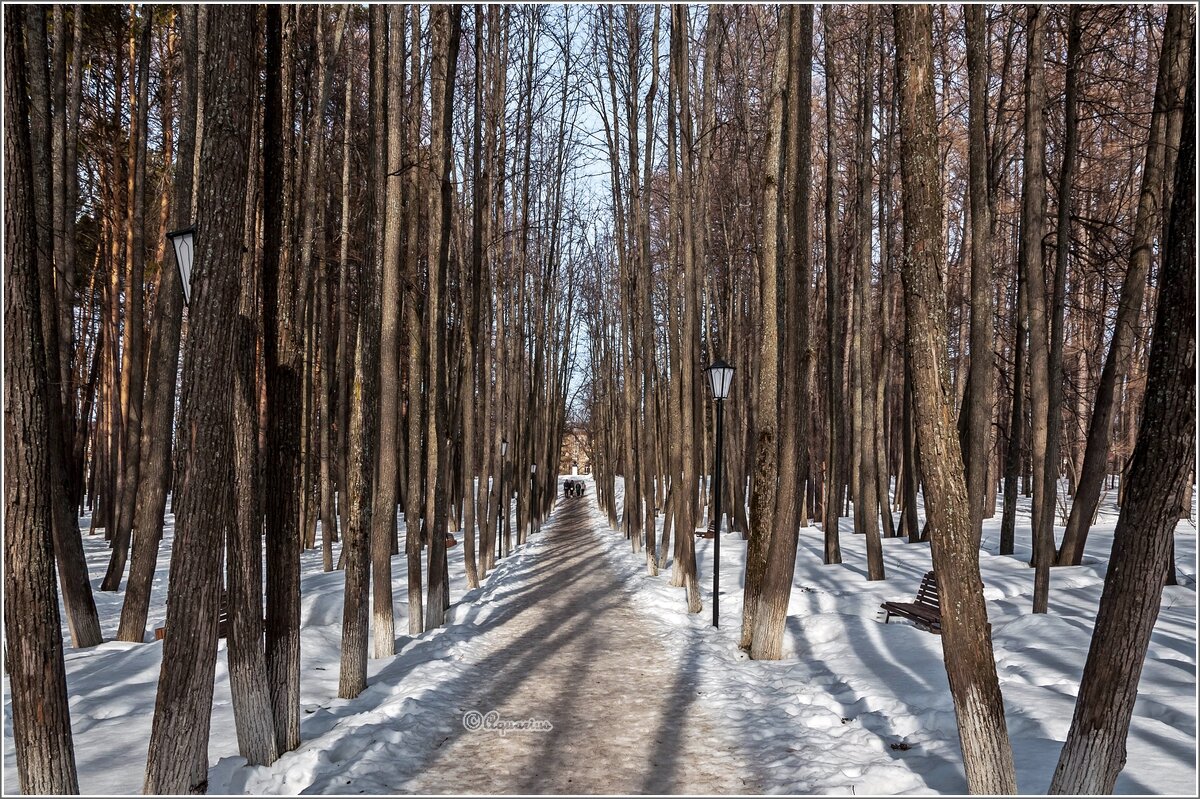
[751,6,813,660]
[1020,6,1053,614]
[1050,65,1195,795]
[1057,5,1191,566]
[143,7,255,790]
[640,7,662,575]
[333,52,354,568]
[119,4,197,644]
[893,8,1018,792]
[104,10,151,592]
[4,11,80,789]
[263,4,302,755]
[403,2,426,634]
[673,4,703,615]
[741,5,789,648]
[821,5,843,566]
[371,3,404,660]
[461,4,485,590]
[341,4,386,697]
[1043,8,1080,571]
[24,2,103,649]
[425,5,462,630]
[999,245,1027,557]
[964,4,996,547]
[854,7,884,582]
[227,92,277,767]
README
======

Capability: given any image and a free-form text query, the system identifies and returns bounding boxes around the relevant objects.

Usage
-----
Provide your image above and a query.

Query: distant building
[559,428,591,475]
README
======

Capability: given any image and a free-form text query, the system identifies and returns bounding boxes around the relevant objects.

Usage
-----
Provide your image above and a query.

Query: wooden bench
[154,590,237,641]
[881,571,942,634]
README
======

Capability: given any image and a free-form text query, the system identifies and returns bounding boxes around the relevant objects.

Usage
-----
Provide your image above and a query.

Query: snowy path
[225,494,764,794]
[379,496,763,794]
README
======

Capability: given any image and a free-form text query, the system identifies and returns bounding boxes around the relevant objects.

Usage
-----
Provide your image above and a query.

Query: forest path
[383,486,762,794]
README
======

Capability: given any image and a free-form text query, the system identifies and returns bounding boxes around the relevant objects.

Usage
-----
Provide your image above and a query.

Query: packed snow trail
[380,494,762,794]
[225,488,763,793]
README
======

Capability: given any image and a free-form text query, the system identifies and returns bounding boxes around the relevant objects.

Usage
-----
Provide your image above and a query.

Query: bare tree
[1058,5,1192,565]
[119,4,198,645]
[893,7,1017,791]
[4,10,80,790]
[963,4,995,545]
[751,6,814,660]
[371,3,404,659]
[821,5,844,566]
[1020,6,1053,614]
[263,3,302,755]
[742,5,790,648]
[1050,65,1195,796]
[143,6,255,790]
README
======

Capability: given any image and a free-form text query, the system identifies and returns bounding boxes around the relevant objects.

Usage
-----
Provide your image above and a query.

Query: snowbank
[596,477,1196,794]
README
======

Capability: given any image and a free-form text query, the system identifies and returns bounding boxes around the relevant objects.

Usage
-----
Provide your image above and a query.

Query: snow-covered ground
[2,479,1195,795]
[3,508,490,796]
[599,477,1197,794]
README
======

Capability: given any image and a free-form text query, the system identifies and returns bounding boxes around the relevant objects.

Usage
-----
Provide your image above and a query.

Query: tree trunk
[262,4,302,756]
[371,4,404,660]
[63,4,86,509]
[741,5,789,648]
[674,4,703,615]
[425,5,462,630]
[854,7,884,582]
[1020,6,1053,614]
[340,4,386,697]
[821,5,843,566]
[893,8,1018,792]
[1057,6,1191,566]
[143,7,254,790]
[964,4,996,547]
[751,6,812,660]
[333,51,354,565]
[640,5,662,575]
[50,3,72,420]
[1043,8,1081,570]
[25,3,103,649]
[901,353,920,543]
[119,4,197,644]
[227,94,277,767]
[403,2,426,634]
[999,243,1026,557]
[1050,66,1195,795]
[460,4,485,590]
[104,10,151,592]
[4,13,80,789]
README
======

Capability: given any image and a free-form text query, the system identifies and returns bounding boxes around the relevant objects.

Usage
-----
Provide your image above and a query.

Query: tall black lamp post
[705,358,735,628]
[167,225,195,305]
[530,463,538,533]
